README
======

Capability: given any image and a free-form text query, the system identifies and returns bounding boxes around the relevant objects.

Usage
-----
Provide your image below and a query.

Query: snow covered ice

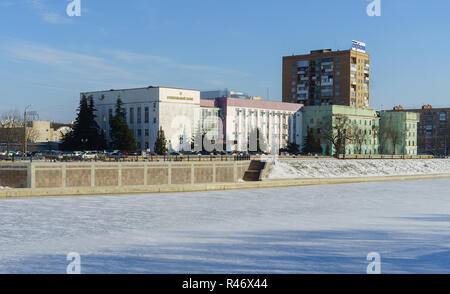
[1,178,450,273]
[266,158,450,179]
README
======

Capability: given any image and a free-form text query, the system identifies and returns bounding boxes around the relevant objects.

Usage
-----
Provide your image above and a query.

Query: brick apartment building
[282,41,370,108]
[390,105,450,155]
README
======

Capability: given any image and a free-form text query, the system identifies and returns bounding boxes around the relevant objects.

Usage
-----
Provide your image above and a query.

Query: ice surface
[266,158,450,179]
[1,178,450,273]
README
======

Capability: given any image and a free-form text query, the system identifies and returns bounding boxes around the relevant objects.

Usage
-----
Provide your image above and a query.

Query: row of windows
[107,106,157,124]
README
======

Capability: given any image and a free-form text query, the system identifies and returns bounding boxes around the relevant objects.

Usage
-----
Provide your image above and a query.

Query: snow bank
[0,186,10,190]
[266,158,450,179]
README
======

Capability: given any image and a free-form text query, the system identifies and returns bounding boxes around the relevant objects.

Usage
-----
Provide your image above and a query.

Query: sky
[0,0,450,123]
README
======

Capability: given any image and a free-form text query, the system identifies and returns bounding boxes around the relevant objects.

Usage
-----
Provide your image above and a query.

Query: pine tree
[61,94,105,151]
[302,127,315,154]
[312,136,323,155]
[109,98,137,151]
[154,127,168,154]
[286,142,300,154]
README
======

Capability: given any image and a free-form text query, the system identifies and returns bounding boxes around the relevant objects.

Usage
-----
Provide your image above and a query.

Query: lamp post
[23,105,32,155]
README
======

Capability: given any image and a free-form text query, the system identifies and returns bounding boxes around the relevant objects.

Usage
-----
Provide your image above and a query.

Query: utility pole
[23,105,32,155]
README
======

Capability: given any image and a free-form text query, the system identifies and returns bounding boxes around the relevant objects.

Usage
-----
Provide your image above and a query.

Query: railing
[0,154,252,163]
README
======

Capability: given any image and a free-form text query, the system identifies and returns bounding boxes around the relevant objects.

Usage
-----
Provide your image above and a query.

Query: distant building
[201,89,261,101]
[283,41,370,108]
[301,105,380,156]
[379,111,419,155]
[388,105,450,155]
[200,97,302,152]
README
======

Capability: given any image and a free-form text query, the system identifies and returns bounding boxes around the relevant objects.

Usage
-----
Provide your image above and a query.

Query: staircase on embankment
[243,160,271,181]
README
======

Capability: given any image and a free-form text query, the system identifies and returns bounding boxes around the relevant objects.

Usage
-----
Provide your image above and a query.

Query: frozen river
[1,178,450,274]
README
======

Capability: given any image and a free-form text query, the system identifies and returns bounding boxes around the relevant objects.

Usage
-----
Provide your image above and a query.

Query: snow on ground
[1,178,450,273]
[0,186,10,190]
[266,158,450,179]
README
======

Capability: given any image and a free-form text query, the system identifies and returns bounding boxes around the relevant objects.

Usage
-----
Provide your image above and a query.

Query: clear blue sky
[1,0,449,123]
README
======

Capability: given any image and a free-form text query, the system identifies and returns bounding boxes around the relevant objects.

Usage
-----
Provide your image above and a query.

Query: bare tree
[380,116,404,155]
[0,110,40,152]
[0,110,22,151]
[320,116,353,156]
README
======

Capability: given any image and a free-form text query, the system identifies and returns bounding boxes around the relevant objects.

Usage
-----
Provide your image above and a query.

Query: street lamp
[23,105,32,155]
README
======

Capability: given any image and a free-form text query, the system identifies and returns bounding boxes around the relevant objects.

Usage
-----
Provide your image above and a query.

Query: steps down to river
[243,160,271,181]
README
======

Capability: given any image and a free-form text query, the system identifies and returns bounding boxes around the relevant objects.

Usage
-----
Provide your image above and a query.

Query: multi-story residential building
[83,86,201,152]
[379,111,419,155]
[300,105,380,156]
[389,105,450,155]
[201,96,303,153]
[282,42,370,108]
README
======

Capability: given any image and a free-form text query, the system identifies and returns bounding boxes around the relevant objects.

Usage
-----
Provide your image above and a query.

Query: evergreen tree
[109,98,137,151]
[312,136,323,155]
[154,127,168,154]
[302,127,315,154]
[286,142,300,154]
[61,94,105,151]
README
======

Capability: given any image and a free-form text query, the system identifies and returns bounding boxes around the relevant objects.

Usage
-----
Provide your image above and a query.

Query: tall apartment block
[282,43,370,108]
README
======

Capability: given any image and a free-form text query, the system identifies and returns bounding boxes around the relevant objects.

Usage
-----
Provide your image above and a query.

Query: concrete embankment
[2,173,450,199]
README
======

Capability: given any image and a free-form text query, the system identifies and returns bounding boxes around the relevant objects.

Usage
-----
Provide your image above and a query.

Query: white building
[82,86,200,152]
[200,97,303,152]
[81,86,303,153]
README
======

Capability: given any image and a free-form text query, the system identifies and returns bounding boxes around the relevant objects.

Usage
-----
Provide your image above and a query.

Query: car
[82,151,97,160]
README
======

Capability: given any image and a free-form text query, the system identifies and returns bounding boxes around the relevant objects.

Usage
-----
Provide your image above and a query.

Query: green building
[379,111,419,155]
[302,105,380,156]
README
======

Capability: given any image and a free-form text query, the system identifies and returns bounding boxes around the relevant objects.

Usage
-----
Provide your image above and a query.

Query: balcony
[321,79,334,86]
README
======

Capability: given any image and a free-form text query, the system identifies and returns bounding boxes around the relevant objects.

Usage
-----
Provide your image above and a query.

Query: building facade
[301,105,380,156]
[82,86,302,153]
[389,105,449,155]
[379,111,419,155]
[282,45,370,108]
[201,97,303,153]
[83,86,201,152]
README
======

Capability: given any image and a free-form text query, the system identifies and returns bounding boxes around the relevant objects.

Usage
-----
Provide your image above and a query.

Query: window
[137,107,142,123]
[145,129,149,137]
[440,111,447,121]
[153,118,157,124]
[336,71,340,76]
[145,107,149,123]
[137,129,142,137]
[129,108,134,124]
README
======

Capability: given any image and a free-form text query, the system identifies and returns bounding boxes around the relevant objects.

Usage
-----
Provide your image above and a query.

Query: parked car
[82,151,97,160]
